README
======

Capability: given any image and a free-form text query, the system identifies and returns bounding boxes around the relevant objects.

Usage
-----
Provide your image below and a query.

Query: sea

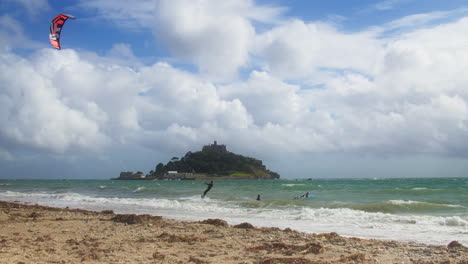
[0,177,466,246]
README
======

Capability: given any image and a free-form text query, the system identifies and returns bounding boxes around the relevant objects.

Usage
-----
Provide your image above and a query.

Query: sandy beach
[0,200,466,264]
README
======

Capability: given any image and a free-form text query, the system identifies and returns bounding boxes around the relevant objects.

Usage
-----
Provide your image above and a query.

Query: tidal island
[113,141,280,180]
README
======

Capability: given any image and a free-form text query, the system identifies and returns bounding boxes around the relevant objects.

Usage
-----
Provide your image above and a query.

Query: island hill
[114,141,280,180]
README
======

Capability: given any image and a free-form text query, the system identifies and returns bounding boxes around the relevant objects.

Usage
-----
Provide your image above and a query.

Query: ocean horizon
[1,177,466,246]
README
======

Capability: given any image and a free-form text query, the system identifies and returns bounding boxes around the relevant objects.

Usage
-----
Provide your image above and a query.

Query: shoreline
[111,174,279,180]
[1,200,466,263]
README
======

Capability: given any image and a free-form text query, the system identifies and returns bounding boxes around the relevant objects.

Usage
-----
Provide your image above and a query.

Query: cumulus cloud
[1,0,468,164]
[0,47,257,155]
[296,17,468,156]
[104,43,143,68]
[153,0,257,80]
[255,20,383,80]
[0,51,109,154]
[77,0,282,81]
[219,71,306,126]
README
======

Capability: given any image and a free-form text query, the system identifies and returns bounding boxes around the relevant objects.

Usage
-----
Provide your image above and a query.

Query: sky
[1,0,468,179]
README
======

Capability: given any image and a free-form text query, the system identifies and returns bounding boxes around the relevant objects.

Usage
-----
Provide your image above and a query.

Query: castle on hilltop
[114,140,281,180]
[202,141,228,153]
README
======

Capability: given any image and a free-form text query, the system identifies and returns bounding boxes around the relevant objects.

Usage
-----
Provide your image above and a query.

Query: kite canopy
[49,14,75,50]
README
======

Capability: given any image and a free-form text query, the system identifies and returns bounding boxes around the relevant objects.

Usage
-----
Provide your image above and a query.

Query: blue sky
[7,0,468,59]
[1,0,468,179]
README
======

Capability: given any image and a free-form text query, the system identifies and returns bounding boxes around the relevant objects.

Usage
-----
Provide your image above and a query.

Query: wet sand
[0,200,466,263]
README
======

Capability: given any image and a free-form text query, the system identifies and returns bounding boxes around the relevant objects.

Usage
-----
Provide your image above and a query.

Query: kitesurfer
[296,192,310,199]
[201,181,214,198]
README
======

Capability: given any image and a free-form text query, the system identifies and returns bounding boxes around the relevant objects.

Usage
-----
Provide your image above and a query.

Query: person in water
[300,192,310,198]
[256,194,261,201]
[201,181,214,198]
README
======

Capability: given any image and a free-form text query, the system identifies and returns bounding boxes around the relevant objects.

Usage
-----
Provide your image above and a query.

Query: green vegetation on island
[113,141,280,180]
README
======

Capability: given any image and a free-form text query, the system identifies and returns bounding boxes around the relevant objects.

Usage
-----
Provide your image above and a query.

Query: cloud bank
[1,0,468,167]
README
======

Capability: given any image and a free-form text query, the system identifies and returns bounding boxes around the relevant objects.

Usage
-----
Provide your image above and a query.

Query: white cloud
[153,0,257,80]
[0,45,258,155]
[255,20,383,79]
[75,0,156,30]
[372,8,468,36]
[0,51,109,154]
[219,71,306,126]
[1,1,468,164]
[77,0,283,81]
[104,43,143,68]
[294,17,468,156]
[0,15,44,51]
[137,62,253,129]
[7,0,51,17]
[214,12,468,158]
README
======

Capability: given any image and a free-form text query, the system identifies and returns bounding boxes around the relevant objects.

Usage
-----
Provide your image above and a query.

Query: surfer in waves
[295,192,310,199]
[201,181,214,198]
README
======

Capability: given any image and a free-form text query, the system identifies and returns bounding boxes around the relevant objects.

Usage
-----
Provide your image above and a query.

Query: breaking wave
[348,200,464,214]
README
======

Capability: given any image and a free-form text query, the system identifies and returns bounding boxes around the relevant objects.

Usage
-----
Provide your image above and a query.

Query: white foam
[441,216,468,227]
[133,187,146,193]
[389,200,421,204]
[1,190,466,245]
[388,199,465,208]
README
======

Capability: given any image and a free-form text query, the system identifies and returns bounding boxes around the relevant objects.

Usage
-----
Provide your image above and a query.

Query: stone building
[202,141,228,153]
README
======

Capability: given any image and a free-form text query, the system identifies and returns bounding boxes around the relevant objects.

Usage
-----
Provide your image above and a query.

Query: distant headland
[112,141,280,180]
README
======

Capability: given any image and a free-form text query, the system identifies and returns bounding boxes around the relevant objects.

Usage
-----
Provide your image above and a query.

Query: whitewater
[0,178,466,245]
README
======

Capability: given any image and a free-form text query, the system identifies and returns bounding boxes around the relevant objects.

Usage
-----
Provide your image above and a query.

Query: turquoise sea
[0,178,467,245]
